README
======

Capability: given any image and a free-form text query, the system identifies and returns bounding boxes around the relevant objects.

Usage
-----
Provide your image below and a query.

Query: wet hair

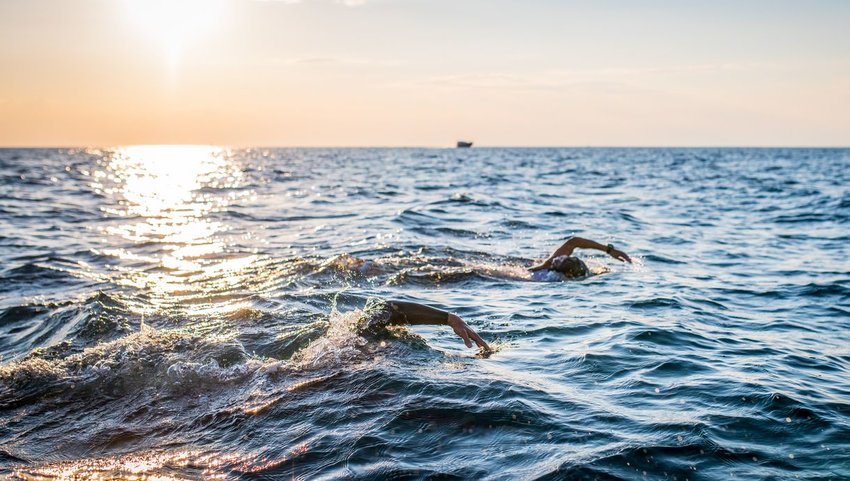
[551,255,589,278]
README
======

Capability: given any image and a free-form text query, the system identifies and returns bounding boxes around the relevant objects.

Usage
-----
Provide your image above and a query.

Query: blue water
[1,147,849,480]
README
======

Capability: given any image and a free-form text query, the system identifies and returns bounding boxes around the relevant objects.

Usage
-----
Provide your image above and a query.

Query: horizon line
[1,144,849,150]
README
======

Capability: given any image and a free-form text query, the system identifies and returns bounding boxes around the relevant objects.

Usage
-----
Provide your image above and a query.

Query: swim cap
[551,255,589,278]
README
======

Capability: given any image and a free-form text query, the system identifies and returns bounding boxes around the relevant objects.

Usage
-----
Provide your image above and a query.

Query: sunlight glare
[92,145,257,316]
[11,448,282,481]
[117,145,224,217]
[123,0,226,65]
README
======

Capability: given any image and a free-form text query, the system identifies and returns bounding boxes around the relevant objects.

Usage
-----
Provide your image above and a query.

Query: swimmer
[359,298,490,351]
[529,237,632,279]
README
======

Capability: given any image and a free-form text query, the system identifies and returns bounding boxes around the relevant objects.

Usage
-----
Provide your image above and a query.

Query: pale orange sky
[1,0,849,147]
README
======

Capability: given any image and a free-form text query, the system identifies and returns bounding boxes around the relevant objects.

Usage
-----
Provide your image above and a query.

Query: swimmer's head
[551,255,589,278]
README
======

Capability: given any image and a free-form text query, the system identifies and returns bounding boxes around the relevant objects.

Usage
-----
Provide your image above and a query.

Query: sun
[123,0,227,65]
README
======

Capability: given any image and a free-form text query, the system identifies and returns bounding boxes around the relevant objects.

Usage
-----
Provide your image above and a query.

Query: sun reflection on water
[12,448,292,481]
[90,145,258,317]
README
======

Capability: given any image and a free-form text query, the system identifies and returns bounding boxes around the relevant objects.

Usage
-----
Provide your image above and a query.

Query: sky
[0,0,848,147]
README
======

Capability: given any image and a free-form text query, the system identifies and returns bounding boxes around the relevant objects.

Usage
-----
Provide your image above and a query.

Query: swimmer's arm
[529,237,580,270]
[530,237,632,270]
[388,301,490,350]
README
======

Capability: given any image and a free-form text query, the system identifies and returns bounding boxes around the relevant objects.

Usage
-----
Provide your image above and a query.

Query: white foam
[292,310,370,369]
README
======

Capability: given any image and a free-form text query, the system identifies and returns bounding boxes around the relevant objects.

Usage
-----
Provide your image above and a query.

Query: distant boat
[456,141,473,148]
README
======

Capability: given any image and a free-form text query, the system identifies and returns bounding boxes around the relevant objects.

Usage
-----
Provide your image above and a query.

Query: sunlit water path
[1,147,848,480]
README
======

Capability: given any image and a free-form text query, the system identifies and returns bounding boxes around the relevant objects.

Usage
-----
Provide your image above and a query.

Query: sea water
[0,147,848,480]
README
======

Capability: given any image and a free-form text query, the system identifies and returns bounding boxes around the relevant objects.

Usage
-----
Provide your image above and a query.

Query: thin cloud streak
[252,0,368,5]
[421,62,787,91]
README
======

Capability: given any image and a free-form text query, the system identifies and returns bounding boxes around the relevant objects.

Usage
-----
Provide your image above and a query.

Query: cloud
[253,0,368,5]
[198,55,403,69]
[418,63,781,92]
[416,73,665,99]
[423,73,561,90]
[281,56,403,67]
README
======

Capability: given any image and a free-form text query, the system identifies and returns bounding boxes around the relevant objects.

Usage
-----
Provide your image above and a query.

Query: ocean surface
[0,147,849,480]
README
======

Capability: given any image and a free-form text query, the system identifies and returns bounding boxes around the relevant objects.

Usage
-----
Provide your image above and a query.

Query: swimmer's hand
[447,314,490,351]
[608,248,632,263]
[528,260,551,272]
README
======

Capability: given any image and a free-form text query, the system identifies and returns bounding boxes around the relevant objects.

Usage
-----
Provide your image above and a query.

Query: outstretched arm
[388,301,490,350]
[529,236,631,271]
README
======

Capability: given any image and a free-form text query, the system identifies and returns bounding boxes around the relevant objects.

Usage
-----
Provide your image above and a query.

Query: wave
[0,292,138,361]
[0,302,438,410]
[627,297,684,310]
[0,327,257,409]
[0,263,79,292]
[795,281,850,298]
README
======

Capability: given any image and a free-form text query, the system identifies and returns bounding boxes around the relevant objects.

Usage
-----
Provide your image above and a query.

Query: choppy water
[1,147,849,480]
